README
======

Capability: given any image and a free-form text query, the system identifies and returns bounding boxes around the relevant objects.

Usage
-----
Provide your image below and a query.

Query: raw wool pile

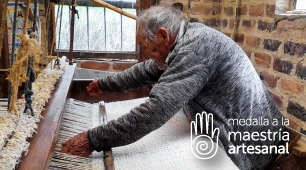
[31,68,63,119]
[0,63,63,170]
[6,33,41,115]
[0,114,36,169]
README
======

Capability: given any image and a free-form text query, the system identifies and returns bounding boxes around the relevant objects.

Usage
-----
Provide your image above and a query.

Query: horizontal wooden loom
[14,65,151,170]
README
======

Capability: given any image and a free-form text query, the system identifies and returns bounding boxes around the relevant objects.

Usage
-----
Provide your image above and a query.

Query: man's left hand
[61,131,95,157]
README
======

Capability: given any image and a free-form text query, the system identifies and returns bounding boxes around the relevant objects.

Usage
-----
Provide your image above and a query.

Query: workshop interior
[0,0,306,169]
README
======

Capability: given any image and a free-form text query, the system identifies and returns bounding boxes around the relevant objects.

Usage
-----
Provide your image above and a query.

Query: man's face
[137,27,175,69]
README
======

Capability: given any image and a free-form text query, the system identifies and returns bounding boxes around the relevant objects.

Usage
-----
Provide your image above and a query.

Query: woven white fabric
[105,97,238,170]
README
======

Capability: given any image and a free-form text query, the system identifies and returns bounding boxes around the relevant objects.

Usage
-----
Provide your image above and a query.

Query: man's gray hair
[137,6,184,41]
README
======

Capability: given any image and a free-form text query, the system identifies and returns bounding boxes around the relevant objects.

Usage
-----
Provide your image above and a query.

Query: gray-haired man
[61,6,284,169]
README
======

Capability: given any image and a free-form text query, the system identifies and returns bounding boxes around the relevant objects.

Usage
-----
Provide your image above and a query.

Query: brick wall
[77,60,137,72]
[160,0,306,134]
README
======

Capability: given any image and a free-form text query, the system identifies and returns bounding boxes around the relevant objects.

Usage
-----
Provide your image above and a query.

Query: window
[295,0,306,10]
[55,1,136,52]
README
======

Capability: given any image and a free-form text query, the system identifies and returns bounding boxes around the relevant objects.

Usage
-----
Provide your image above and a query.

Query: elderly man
[61,6,285,169]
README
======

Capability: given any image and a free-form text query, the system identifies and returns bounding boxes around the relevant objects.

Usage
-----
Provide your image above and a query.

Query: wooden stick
[90,0,136,20]
[69,0,77,65]
[23,0,31,34]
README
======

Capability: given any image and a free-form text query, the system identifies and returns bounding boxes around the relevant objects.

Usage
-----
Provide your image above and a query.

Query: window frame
[52,0,139,60]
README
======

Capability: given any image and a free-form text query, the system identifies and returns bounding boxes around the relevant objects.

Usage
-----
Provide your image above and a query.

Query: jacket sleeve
[89,50,212,151]
[98,59,164,92]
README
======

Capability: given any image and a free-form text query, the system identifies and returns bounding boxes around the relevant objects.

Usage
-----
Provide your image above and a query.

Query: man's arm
[98,59,164,92]
[89,50,213,151]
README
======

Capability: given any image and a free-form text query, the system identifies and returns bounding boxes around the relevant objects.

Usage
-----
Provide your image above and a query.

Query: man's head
[137,6,183,69]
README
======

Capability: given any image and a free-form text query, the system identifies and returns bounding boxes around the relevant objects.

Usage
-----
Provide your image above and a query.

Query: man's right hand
[87,79,103,96]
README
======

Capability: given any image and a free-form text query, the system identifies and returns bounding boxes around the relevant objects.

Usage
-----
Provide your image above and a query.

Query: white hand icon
[191,111,220,160]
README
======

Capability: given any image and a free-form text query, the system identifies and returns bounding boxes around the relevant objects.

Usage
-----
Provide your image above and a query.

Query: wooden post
[0,1,9,98]
[68,0,76,65]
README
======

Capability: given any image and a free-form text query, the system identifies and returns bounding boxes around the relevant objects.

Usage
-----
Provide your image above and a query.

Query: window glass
[105,8,121,51]
[88,7,105,51]
[55,4,136,52]
[73,6,88,50]
[122,8,136,51]
[296,0,306,9]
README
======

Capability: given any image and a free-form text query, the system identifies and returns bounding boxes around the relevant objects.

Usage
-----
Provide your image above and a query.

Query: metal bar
[69,0,77,65]
[57,3,63,50]
[86,6,89,51]
[104,7,106,50]
[98,102,115,170]
[120,0,123,51]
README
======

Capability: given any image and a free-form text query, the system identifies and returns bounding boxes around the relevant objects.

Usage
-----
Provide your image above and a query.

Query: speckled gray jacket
[89,21,284,170]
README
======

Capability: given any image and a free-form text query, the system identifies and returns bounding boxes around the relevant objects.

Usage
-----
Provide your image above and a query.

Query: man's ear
[156,27,169,46]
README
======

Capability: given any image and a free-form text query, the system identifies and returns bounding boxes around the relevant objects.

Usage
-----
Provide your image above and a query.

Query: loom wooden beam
[71,79,151,102]
[91,0,136,20]
[0,0,9,98]
[17,64,76,170]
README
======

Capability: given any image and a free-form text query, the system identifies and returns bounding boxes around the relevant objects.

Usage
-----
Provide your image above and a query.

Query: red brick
[301,29,306,38]
[212,6,222,15]
[112,62,136,71]
[80,61,110,70]
[273,58,293,75]
[242,20,256,28]
[254,52,271,67]
[284,41,306,57]
[224,7,234,15]
[224,32,231,38]
[204,19,221,28]
[263,39,281,51]
[258,20,276,32]
[235,34,244,44]
[244,50,252,58]
[228,19,234,29]
[276,21,285,33]
[280,79,304,94]
[285,21,296,30]
[288,118,300,131]
[203,6,212,15]
[240,5,247,15]
[249,4,265,17]
[260,72,278,88]
[222,19,228,28]
[246,36,260,47]
[296,62,306,80]
[268,92,283,108]
[190,5,210,15]
[287,101,306,121]
[266,5,275,17]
